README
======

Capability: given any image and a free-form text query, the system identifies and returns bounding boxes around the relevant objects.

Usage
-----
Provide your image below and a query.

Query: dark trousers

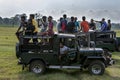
[33,32,38,43]
[24,32,38,44]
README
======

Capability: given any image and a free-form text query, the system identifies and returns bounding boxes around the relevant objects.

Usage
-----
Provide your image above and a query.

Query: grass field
[0,27,120,80]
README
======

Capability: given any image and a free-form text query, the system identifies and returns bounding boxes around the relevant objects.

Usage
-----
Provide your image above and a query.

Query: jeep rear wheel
[88,60,105,75]
[29,60,45,74]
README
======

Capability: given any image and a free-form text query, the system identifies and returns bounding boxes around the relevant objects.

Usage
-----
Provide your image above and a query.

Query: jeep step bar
[48,65,81,69]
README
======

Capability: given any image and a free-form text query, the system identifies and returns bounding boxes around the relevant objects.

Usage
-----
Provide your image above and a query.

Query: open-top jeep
[90,31,120,52]
[16,32,115,75]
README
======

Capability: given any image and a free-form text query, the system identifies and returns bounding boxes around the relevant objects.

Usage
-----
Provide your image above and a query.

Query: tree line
[0,13,57,27]
[0,14,25,27]
[0,13,119,30]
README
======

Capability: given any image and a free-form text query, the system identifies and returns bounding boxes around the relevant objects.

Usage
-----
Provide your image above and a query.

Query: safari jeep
[16,32,115,75]
[90,31,120,52]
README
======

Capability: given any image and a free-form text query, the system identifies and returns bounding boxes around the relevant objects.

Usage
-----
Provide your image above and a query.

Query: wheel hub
[92,65,101,74]
[32,65,42,74]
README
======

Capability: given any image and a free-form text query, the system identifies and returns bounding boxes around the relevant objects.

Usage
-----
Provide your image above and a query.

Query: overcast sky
[0,0,120,22]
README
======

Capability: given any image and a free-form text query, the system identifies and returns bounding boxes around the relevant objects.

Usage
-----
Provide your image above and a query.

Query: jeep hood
[79,48,104,55]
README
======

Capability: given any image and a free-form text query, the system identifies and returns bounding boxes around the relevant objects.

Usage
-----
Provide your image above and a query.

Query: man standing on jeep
[40,16,48,32]
[29,14,38,43]
[16,15,27,41]
[95,18,108,32]
[80,16,90,32]
[61,14,68,33]
[67,16,75,33]
[107,19,111,31]
[47,16,54,36]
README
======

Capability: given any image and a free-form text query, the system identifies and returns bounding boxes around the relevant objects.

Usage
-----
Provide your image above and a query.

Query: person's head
[91,19,94,23]
[71,16,74,22]
[48,16,53,22]
[60,42,64,48]
[82,16,86,21]
[102,18,105,22]
[60,17,63,22]
[108,19,111,23]
[42,16,47,22]
[21,16,26,21]
[63,14,67,19]
[30,14,35,19]
[74,17,77,21]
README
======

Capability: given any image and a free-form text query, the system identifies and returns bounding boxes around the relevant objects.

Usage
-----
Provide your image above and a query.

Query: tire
[88,60,105,75]
[29,60,46,74]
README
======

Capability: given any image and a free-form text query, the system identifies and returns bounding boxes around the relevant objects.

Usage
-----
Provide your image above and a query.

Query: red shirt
[48,22,54,35]
[80,21,89,32]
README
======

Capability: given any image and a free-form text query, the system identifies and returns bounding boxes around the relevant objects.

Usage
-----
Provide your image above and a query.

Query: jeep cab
[90,31,120,52]
[16,32,114,75]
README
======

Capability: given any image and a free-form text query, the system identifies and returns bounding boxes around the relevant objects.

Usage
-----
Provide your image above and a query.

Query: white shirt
[60,46,69,54]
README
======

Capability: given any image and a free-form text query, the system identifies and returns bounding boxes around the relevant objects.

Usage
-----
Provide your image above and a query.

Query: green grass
[0,27,120,80]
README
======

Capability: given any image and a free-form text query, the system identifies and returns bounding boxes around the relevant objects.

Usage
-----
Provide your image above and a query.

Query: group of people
[16,14,54,43]
[57,14,80,33]
[57,14,112,33]
[16,14,112,43]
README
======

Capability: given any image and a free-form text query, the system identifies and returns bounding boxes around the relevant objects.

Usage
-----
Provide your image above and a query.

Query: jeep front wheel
[29,60,45,74]
[88,60,105,75]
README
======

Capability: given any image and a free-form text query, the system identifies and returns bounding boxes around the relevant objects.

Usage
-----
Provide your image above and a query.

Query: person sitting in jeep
[59,42,70,61]
[38,16,54,36]
[16,15,27,41]
[24,19,35,43]
[29,14,38,43]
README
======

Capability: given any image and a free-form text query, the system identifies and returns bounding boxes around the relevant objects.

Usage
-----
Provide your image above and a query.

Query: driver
[59,42,70,61]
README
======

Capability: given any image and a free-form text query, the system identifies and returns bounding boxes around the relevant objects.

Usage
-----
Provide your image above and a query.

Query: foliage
[0,15,20,26]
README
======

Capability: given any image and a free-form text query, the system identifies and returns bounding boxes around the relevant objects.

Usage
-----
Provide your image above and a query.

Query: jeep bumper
[109,59,115,65]
[18,58,22,65]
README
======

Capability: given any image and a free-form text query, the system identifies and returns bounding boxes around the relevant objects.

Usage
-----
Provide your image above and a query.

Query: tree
[0,17,3,24]
[3,18,10,25]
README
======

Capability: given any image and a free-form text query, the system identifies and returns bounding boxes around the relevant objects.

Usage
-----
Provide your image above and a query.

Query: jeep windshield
[76,32,91,48]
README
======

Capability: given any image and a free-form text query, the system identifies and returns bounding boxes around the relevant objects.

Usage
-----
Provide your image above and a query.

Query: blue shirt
[101,22,108,32]
[75,21,79,32]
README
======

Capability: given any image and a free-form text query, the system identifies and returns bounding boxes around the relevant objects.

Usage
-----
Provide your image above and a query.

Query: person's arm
[63,46,70,54]
[79,23,82,32]
[16,24,22,33]
[94,20,102,24]
[16,27,21,33]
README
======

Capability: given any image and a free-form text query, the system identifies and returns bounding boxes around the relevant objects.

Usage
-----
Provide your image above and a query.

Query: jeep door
[43,37,60,65]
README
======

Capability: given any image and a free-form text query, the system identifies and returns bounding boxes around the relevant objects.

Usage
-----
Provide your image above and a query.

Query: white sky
[0,0,120,22]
